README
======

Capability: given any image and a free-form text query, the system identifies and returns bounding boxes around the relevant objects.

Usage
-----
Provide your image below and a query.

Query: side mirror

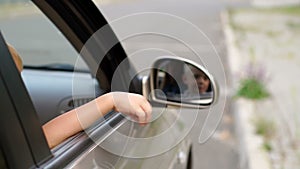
[144,56,218,108]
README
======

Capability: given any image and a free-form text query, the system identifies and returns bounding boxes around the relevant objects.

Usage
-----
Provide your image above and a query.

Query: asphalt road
[0,0,250,168]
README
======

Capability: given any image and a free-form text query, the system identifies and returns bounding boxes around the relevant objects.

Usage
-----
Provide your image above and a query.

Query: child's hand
[110,92,152,125]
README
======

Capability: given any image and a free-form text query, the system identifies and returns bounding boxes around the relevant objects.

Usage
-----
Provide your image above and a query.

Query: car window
[0,1,110,144]
[0,1,104,123]
[0,2,89,71]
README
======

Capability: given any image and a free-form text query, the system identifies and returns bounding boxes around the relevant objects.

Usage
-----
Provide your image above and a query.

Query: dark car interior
[22,68,102,124]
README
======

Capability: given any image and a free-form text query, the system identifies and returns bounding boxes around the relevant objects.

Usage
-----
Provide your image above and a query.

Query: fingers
[135,107,147,125]
[112,92,152,125]
[141,99,152,124]
[129,94,152,125]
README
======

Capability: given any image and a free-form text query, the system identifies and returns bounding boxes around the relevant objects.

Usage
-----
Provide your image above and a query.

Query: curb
[220,10,272,169]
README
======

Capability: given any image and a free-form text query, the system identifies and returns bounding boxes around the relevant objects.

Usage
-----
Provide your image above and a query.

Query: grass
[265,30,281,38]
[252,115,276,153]
[229,5,300,16]
[286,21,300,31]
[267,5,300,16]
[262,141,273,152]
[252,115,276,141]
[228,5,300,34]
[254,117,274,138]
[236,78,270,100]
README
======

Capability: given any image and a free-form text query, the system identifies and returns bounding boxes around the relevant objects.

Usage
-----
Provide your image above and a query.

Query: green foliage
[262,141,273,152]
[267,6,300,16]
[265,30,281,38]
[236,78,269,100]
[253,115,276,140]
[231,6,300,16]
[286,21,300,31]
[252,115,276,153]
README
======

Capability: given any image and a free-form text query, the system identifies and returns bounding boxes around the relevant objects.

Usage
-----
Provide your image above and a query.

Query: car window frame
[0,32,51,169]
[39,112,126,168]
[31,0,135,168]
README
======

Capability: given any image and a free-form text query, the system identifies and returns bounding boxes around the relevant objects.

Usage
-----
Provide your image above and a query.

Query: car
[0,0,218,169]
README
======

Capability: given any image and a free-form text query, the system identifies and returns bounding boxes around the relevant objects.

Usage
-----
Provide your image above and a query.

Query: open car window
[0,0,110,146]
[0,2,89,71]
[0,2,106,125]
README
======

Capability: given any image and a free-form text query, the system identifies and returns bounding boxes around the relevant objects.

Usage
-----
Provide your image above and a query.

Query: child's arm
[42,92,152,149]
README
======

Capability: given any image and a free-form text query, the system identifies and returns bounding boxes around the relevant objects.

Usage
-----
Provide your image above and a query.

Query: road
[0,0,250,168]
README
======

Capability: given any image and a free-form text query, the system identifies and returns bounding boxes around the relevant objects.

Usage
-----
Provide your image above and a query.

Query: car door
[0,0,192,168]
[30,1,192,169]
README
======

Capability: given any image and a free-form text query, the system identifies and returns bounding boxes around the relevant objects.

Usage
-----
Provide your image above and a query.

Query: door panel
[66,107,191,169]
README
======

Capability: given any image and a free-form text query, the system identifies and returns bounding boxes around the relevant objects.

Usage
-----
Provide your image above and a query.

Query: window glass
[0,2,89,71]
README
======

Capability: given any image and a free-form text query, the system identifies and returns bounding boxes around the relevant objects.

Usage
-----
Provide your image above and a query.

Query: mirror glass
[151,58,214,106]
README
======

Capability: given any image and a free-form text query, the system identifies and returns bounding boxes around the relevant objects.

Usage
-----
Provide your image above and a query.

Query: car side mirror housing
[143,56,218,108]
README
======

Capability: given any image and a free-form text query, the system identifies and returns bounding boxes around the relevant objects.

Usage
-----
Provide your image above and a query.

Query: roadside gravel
[224,6,300,169]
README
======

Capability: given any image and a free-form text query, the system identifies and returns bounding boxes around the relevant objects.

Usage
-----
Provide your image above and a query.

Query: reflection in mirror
[152,58,214,106]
